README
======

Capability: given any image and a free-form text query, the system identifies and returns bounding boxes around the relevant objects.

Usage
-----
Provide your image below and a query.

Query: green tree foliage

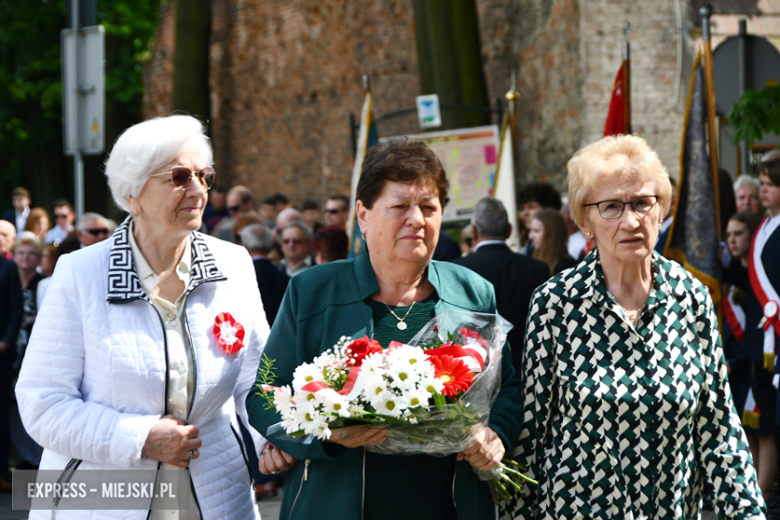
[0,0,161,212]
[727,85,780,148]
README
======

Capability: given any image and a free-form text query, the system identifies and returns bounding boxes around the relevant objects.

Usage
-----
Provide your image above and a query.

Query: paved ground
[0,489,283,520]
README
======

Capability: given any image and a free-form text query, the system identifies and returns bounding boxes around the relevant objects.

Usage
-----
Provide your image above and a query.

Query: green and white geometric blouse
[502,250,765,520]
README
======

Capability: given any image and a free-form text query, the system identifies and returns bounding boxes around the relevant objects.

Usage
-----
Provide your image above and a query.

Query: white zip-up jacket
[16,219,270,520]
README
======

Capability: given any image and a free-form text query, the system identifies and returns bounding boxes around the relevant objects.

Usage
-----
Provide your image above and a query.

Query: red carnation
[430,355,474,397]
[344,336,383,367]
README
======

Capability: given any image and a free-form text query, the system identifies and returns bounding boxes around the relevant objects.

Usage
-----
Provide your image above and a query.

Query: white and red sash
[723,286,746,345]
[748,217,780,369]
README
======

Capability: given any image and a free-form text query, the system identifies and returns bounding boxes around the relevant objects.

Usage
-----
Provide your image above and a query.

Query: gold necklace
[381,298,417,330]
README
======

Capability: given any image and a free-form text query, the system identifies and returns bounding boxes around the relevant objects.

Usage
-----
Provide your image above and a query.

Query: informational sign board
[384,125,500,222]
[61,25,104,155]
[416,94,442,129]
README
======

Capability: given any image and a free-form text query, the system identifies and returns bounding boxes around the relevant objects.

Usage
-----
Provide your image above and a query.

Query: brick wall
[207,0,421,205]
[143,0,694,203]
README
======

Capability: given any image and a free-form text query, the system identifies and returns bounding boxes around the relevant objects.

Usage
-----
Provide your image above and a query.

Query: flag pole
[700,2,722,241]
[622,21,631,134]
[506,71,519,170]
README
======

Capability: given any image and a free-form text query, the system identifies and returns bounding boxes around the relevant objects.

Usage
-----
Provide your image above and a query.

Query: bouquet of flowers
[256,309,534,500]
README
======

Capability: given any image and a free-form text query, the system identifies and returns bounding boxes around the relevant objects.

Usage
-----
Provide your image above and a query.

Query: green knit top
[363,293,457,520]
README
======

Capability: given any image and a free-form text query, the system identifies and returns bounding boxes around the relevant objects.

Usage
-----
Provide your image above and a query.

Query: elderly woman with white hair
[16,115,269,520]
[506,134,765,519]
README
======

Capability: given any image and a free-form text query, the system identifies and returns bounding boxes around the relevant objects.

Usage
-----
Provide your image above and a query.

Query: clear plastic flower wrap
[364,308,509,456]
[256,309,536,501]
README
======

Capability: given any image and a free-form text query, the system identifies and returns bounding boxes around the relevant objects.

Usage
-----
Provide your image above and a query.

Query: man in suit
[0,255,23,491]
[240,223,289,326]
[2,187,31,233]
[454,197,550,372]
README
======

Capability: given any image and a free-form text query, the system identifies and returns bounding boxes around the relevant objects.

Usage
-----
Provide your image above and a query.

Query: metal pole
[72,0,84,218]
[623,21,631,134]
[738,19,750,176]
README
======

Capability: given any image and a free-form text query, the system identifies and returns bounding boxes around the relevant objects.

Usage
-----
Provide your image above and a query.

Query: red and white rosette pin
[760,301,780,331]
[213,312,245,354]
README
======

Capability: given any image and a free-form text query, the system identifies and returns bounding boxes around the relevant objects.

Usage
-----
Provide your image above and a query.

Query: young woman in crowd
[722,210,771,494]
[22,208,50,243]
[528,207,577,275]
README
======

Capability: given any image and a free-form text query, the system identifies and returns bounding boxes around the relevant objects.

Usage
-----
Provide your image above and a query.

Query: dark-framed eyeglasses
[324,208,346,215]
[150,166,216,190]
[85,228,109,236]
[583,195,660,220]
[228,204,242,213]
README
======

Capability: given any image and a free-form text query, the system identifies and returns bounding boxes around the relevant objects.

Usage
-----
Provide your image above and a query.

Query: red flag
[603,61,631,136]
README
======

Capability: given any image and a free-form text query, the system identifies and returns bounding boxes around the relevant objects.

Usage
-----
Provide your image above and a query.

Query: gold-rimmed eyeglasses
[583,195,659,220]
[150,166,216,190]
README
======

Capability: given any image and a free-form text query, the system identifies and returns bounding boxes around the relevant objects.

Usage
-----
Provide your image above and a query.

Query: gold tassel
[764,353,776,371]
[743,410,761,430]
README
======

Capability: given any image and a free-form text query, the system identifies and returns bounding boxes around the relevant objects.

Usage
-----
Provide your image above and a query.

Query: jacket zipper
[288,459,310,519]
[229,423,256,490]
[452,463,460,520]
[361,449,366,520]
[51,457,82,518]
[183,310,197,419]
[144,461,163,520]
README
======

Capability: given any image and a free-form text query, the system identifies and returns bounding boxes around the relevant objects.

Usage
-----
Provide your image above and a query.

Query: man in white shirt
[44,199,75,245]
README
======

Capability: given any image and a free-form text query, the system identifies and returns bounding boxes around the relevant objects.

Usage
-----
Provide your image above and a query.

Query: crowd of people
[0,113,778,519]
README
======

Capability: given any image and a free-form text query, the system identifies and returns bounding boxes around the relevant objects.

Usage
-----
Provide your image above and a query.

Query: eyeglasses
[150,166,216,190]
[228,204,242,213]
[583,195,660,220]
[84,228,109,236]
[324,208,345,214]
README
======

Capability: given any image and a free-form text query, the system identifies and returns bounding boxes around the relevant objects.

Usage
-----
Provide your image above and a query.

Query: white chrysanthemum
[280,415,300,434]
[417,359,436,378]
[321,393,351,418]
[360,352,385,374]
[294,388,319,406]
[386,362,419,393]
[418,376,444,396]
[391,345,428,367]
[272,385,293,413]
[348,403,366,417]
[362,374,388,400]
[402,388,429,409]
[293,404,327,435]
[312,422,332,441]
[372,391,407,418]
[292,363,324,391]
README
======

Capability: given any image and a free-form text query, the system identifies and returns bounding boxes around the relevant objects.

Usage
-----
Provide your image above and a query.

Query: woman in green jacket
[246,138,523,519]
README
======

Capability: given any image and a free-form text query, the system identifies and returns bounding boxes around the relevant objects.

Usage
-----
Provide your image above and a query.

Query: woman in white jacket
[16,115,269,520]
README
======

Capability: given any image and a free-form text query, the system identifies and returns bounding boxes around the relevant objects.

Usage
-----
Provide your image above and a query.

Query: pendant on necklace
[397,321,407,331]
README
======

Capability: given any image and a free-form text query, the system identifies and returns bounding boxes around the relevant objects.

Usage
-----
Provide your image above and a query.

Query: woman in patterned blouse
[506,135,765,519]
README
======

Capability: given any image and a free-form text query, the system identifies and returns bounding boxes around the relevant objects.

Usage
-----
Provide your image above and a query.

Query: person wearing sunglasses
[44,199,75,245]
[76,212,111,248]
[16,115,269,520]
[506,134,765,519]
